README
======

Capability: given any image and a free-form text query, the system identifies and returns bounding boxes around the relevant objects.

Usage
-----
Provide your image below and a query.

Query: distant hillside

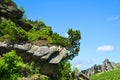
[90,68,120,80]
[82,59,120,77]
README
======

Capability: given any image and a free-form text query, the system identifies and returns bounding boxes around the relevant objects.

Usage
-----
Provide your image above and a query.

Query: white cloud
[97,45,114,52]
[75,64,82,69]
[106,16,119,21]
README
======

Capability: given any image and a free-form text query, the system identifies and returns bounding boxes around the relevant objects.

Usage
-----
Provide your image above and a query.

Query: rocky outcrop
[82,59,116,77]
[87,64,101,77]
[101,59,114,73]
[0,41,68,77]
[73,72,89,80]
[0,0,22,20]
[0,0,32,31]
[82,65,101,77]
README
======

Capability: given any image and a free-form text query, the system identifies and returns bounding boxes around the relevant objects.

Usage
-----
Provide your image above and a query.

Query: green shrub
[31,20,46,31]
[51,33,70,47]
[0,20,28,43]
[0,50,22,80]
[0,34,11,42]
[0,50,40,79]
[25,62,40,75]
[67,28,81,59]
[57,60,71,80]
[40,76,49,80]
[28,20,53,42]
[28,31,47,42]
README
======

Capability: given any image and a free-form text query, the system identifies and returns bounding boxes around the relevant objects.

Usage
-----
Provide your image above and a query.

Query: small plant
[3,0,12,3]
[40,76,49,80]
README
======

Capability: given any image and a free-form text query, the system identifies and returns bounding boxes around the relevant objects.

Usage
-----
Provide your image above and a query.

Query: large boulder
[0,41,68,76]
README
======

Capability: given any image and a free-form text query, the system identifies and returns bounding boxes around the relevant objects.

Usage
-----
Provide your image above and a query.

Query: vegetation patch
[0,50,40,80]
[90,68,120,80]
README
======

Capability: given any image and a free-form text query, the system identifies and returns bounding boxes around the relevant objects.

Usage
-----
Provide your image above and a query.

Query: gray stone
[49,48,68,64]
[14,43,31,50]
[1,9,6,13]
[27,45,39,53]
[71,69,89,80]
[87,64,99,77]
[41,46,58,59]
[101,59,114,72]
[34,46,49,56]
[7,6,17,11]
[0,41,8,47]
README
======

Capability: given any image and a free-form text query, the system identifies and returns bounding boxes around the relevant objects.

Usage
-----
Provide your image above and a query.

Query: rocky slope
[0,0,68,78]
[82,59,120,77]
[0,0,32,31]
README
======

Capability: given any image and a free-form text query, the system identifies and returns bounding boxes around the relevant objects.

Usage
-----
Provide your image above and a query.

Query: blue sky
[14,0,120,70]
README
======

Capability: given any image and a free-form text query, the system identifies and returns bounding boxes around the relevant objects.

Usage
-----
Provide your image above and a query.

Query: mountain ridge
[81,59,120,77]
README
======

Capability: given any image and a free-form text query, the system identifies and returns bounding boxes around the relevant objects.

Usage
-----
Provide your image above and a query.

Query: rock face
[0,0,32,31]
[82,65,101,77]
[0,0,22,20]
[73,72,89,80]
[87,64,100,77]
[82,59,115,77]
[101,59,114,73]
[0,41,68,77]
